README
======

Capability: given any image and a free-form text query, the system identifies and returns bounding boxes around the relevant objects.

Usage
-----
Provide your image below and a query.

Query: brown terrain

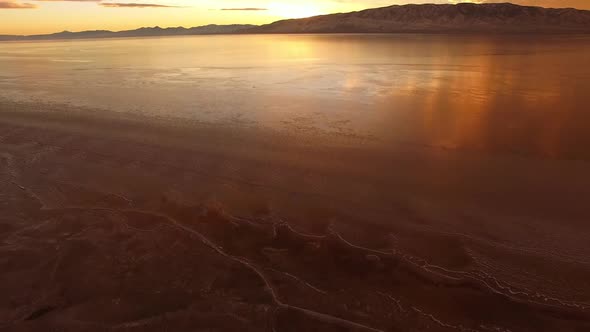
[247,3,590,34]
[1,99,590,331]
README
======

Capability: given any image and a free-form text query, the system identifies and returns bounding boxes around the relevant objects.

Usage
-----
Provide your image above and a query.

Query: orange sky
[1,1,589,35]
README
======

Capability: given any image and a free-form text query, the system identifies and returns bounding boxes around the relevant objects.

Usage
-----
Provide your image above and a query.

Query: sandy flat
[1,99,589,331]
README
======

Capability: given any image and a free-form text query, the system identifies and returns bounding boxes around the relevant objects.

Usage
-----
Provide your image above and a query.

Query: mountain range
[0,24,255,41]
[1,3,589,41]
[248,2,590,33]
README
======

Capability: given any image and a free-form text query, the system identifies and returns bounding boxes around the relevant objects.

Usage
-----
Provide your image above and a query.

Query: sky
[1,0,590,35]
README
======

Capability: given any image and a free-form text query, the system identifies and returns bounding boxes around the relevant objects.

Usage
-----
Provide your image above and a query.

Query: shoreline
[2,31,590,44]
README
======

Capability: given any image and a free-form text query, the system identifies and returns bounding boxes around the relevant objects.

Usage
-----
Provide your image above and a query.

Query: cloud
[100,2,182,8]
[220,8,268,11]
[0,0,36,8]
[33,0,183,6]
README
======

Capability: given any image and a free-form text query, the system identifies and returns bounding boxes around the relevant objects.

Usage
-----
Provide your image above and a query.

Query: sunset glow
[268,2,324,19]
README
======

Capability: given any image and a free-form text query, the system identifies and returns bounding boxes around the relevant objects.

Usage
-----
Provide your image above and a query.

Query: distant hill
[0,24,257,41]
[246,2,590,34]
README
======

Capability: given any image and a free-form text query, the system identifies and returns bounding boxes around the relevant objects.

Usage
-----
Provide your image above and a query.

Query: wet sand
[1,99,590,331]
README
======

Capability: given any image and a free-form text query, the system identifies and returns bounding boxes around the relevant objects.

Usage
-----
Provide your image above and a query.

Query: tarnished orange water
[1,34,589,331]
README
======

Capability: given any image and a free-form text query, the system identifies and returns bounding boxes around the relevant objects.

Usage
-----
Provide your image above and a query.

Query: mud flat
[1,99,589,331]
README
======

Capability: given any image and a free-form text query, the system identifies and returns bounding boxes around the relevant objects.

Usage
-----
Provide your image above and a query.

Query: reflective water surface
[2,34,590,331]
[1,34,590,159]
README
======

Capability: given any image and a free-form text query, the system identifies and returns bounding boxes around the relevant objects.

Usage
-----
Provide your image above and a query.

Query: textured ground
[1,100,589,331]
